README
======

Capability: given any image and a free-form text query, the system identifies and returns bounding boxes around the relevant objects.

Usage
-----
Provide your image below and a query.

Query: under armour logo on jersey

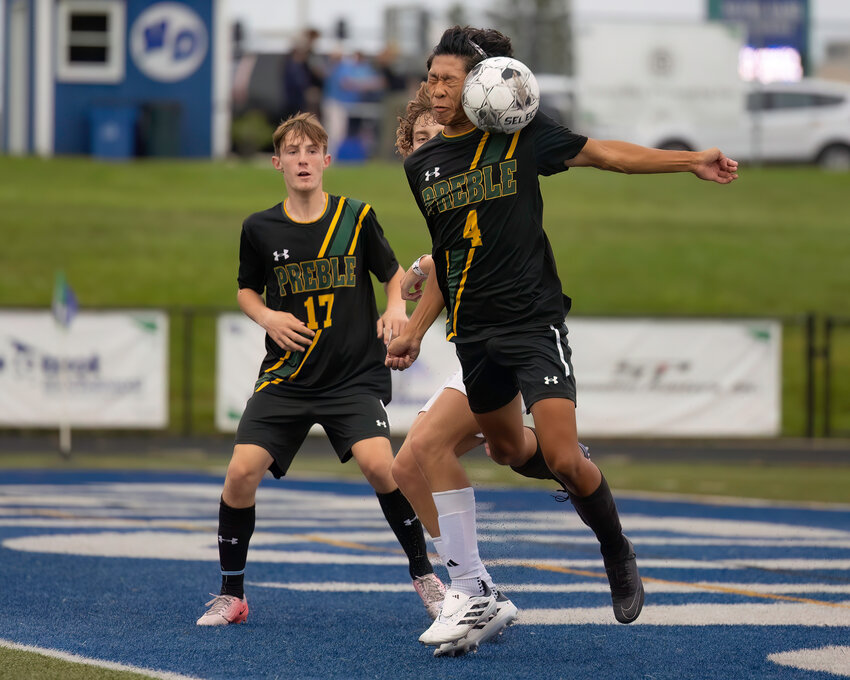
[273,249,289,261]
[376,419,387,428]
[544,376,559,385]
[424,167,440,181]
[218,536,238,545]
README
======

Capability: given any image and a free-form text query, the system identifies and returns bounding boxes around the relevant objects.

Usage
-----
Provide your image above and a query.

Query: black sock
[568,475,628,563]
[217,498,255,598]
[510,428,559,482]
[376,489,433,579]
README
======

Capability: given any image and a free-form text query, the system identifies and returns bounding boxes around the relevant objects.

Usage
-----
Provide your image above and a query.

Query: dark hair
[426,26,513,73]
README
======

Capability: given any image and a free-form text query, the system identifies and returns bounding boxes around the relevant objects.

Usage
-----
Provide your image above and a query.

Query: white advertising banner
[215,314,267,432]
[567,318,781,436]
[215,315,781,437]
[0,310,168,427]
[215,313,462,433]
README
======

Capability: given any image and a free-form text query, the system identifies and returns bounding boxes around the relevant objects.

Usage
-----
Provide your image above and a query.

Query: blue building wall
[51,0,214,157]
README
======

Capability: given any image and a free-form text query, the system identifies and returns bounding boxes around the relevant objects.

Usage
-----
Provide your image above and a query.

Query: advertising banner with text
[216,315,780,437]
[568,318,781,436]
[0,310,168,427]
[215,313,462,434]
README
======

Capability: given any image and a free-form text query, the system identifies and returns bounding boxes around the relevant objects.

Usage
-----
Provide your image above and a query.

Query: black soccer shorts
[455,322,577,414]
[235,390,391,477]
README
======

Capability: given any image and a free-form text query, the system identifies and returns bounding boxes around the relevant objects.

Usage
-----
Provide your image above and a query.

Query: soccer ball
[462,56,540,134]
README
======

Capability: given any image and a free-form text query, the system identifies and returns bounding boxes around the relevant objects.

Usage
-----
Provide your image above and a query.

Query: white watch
[411,255,428,278]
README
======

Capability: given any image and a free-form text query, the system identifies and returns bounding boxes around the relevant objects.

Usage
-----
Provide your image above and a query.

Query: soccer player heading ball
[387,25,738,649]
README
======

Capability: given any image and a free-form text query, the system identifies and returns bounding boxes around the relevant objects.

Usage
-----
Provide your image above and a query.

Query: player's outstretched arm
[237,287,314,352]
[378,265,409,346]
[566,138,739,184]
[401,254,434,301]
[386,271,445,371]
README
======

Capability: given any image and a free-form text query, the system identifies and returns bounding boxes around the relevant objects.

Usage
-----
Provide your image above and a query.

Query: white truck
[541,22,850,169]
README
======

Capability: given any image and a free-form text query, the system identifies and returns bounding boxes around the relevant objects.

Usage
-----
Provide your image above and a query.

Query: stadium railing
[824,315,850,438]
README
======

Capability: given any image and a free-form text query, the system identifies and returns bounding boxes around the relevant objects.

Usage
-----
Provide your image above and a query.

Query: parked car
[742,79,850,170]
[538,73,850,170]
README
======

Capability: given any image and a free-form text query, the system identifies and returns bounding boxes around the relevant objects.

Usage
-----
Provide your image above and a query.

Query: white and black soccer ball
[462,56,540,134]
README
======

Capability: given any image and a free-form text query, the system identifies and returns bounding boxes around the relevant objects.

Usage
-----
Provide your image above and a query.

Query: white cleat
[434,590,518,657]
[418,582,496,646]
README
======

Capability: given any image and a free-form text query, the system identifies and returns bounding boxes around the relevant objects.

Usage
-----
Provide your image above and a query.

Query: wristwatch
[411,255,428,278]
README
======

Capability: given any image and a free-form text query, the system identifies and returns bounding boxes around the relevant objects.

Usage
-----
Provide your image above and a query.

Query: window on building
[56,0,125,83]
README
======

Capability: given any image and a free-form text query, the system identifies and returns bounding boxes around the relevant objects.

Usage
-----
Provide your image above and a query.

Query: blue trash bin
[335,136,367,163]
[90,106,138,160]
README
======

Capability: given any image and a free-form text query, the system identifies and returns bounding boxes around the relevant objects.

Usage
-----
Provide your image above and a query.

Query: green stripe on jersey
[444,248,469,337]
[328,198,365,257]
[255,352,303,388]
[478,134,509,168]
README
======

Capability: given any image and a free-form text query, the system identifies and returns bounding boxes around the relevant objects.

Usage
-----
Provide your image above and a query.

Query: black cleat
[604,537,645,624]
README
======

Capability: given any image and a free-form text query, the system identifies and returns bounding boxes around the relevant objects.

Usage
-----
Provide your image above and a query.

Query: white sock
[432,535,488,587]
[431,536,448,567]
[433,487,488,595]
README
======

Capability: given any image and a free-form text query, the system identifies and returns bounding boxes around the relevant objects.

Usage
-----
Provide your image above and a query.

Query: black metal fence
[823,315,850,437]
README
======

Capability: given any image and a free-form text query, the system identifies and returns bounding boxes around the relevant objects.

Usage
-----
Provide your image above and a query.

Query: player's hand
[401,267,427,301]
[264,311,314,352]
[385,334,421,370]
[377,306,408,347]
[693,148,739,184]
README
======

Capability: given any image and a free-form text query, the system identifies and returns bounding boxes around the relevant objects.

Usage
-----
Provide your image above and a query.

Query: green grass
[1,156,848,435]
[2,446,848,505]
[0,646,159,680]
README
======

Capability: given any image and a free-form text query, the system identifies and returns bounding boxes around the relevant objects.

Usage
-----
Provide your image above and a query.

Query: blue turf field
[1,470,849,679]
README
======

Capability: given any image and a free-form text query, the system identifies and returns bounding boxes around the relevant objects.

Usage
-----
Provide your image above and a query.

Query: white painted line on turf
[249,581,416,592]
[1,531,410,563]
[6,532,850,572]
[768,646,850,677]
[0,638,202,680]
[492,556,850,571]
[480,533,850,548]
[479,516,850,540]
[520,604,850,626]
[246,580,850,595]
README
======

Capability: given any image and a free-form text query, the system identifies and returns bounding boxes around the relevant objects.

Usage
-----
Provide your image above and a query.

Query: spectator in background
[282,28,324,119]
[376,44,417,161]
[322,52,384,159]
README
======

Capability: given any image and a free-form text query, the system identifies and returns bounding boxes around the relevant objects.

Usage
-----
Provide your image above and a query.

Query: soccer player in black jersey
[197,113,446,626]
[387,26,739,647]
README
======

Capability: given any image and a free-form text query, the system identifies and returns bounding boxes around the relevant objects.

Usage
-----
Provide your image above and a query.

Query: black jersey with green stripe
[237,193,399,401]
[404,112,587,343]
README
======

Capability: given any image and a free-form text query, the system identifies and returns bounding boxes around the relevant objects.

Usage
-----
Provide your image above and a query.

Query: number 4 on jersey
[463,209,482,247]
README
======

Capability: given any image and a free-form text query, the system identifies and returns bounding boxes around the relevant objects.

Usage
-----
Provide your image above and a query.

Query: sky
[228,0,850,67]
